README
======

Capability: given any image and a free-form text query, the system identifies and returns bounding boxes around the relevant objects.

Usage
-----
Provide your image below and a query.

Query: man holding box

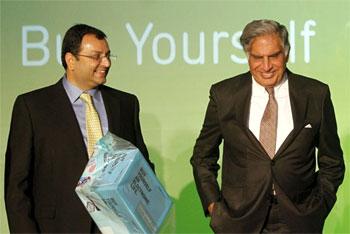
[5,24,154,233]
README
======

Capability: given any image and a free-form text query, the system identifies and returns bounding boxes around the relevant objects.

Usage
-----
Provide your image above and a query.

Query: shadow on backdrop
[174,181,211,233]
[330,134,350,233]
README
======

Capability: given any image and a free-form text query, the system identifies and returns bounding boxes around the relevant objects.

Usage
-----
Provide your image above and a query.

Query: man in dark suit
[5,24,154,233]
[190,19,344,233]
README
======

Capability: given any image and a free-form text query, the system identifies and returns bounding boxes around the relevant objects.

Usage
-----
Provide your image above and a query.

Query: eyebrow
[250,50,282,58]
[88,50,111,55]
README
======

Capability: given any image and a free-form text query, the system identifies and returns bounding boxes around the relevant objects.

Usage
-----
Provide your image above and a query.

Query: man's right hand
[208,202,215,216]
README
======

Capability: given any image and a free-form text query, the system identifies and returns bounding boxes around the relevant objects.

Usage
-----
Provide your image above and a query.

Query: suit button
[271,160,275,166]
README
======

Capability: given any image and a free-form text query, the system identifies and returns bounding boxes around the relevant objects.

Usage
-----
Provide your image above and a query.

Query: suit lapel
[100,86,122,135]
[232,73,269,157]
[289,71,309,129]
[234,73,252,128]
[50,80,88,159]
[275,71,309,157]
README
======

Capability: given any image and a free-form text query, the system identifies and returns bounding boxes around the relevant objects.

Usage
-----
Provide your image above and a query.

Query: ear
[284,53,289,63]
[65,52,76,71]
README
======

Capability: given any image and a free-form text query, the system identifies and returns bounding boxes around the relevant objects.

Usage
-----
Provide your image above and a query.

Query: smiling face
[247,33,288,88]
[66,34,111,90]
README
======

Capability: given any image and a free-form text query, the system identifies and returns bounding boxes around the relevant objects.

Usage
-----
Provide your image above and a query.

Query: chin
[100,79,107,85]
[91,80,105,88]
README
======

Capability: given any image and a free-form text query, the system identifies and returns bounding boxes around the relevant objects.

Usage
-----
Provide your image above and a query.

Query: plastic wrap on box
[75,132,172,234]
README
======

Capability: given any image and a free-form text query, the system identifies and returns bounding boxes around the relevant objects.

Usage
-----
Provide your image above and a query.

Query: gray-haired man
[190,19,344,233]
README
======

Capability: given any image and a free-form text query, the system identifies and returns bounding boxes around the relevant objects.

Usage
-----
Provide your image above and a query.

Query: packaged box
[76,132,172,233]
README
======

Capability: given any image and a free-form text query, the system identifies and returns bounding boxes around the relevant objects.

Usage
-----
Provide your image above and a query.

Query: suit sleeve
[4,95,39,233]
[133,96,155,171]
[190,86,222,216]
[316,86,345,210]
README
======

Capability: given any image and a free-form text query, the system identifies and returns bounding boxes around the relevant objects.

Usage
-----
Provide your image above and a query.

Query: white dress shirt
[248,74,294,154]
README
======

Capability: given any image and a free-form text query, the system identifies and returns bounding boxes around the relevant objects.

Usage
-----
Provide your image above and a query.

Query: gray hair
[240,19,290,57]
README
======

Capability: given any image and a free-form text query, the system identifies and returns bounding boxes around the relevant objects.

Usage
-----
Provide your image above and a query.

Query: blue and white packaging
[75,132,172,234]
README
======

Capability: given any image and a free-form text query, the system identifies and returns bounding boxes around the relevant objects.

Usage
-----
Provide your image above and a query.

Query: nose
[262,57,272,71]
[100,56,111,67]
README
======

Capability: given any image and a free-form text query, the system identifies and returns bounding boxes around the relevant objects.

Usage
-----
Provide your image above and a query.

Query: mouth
[96,70,108,77]
[261,72,275,79]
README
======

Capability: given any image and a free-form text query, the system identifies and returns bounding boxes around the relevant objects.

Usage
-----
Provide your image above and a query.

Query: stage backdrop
[1,1,349,233]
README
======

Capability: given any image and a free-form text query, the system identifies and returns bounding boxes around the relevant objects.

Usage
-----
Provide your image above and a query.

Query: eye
[251,54,263,60]
[91,54,101,60]
[269,51,282,58]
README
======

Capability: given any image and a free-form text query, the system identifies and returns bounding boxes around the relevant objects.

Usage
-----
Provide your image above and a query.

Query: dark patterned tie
[259,87,278,158]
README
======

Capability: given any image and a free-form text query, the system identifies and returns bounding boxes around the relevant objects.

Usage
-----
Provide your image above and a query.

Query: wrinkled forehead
[247,33,284,52]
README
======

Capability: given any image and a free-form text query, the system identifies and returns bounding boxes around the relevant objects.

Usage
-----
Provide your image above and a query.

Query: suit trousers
[261,195,290,233]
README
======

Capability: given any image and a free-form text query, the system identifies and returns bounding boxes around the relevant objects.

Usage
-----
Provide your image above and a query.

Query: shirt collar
[62,75,100,103]
[251,72,288,97]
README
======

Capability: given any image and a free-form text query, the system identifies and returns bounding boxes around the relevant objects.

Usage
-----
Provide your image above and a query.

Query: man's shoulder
[288,71,329,91]
[17,80,62,101]
[100,85,138,102]
[212,71,251,91]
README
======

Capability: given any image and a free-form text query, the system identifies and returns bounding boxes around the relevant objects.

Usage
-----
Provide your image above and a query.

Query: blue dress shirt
[62,76,108,148]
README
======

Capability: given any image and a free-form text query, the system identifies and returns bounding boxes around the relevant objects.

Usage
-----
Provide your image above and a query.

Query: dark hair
[240,19,290,57]
[61,24,107,69]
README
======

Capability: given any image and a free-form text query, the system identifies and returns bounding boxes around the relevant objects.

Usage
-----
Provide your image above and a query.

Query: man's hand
[208,202,215,216]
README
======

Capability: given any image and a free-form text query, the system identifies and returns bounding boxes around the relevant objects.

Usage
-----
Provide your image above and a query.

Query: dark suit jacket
[190,70,345,233]
[5,79,154,233]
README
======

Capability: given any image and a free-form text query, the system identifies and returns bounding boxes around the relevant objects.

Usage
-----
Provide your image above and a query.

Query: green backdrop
[1,1,349,233]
